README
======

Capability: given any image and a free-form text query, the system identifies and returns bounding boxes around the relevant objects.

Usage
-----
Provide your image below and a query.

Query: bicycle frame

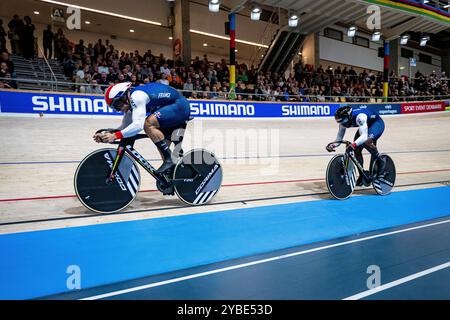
[106,134,203,188]
[334,140,372,183]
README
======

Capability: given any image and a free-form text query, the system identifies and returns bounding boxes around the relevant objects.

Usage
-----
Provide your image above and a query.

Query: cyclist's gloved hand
[346,142,357,154]
[100,132,118,143]
[326,143,336,152]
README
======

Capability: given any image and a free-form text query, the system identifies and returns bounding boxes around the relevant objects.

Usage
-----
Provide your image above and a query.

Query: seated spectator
[160,63,170,76]
[159,73,169,85]
[97,72,109,88]
[0,51,15,77]
[0,61,9,78]
[98,61,109,74]
[182,78,193,98]
[0,72,17,89]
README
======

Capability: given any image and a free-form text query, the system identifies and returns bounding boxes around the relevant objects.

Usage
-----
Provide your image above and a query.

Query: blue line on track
[0,186,449,299]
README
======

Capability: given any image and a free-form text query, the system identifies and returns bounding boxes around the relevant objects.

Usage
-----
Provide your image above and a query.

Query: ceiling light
[209,0,220,13]
[38,0,162,26]
[169,36,173,40]
[347,26,357,37]
[130,29,135,33]
[420,34,430,46]
[251,7,261,21]
[85,21,90,24]
[33,11,40,15]
[235,49,238,52]
[203,43,208,47]
[400,34,410,45]
[189,29,269,48]
[372,31,381,41]
[288,13,298,28]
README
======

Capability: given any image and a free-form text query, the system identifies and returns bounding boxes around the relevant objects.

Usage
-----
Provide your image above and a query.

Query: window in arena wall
[353,36,369,48]
[401,48,414,59]
[418,53,432,64]
[324,28,343,41]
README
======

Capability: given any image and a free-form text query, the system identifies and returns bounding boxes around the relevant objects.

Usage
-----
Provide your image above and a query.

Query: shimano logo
[190,102,255,116]
[281,105,331,116]
[32,96,112,113]
[195,164,219,195]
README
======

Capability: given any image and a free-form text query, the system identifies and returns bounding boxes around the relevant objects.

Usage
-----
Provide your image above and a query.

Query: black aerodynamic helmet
[334,105,353,127]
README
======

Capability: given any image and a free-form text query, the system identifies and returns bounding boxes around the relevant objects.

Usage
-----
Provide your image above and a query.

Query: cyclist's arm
[334,125,346,147]
[354,113,368,146]
[115,110,132,131]
[115,90,150,139]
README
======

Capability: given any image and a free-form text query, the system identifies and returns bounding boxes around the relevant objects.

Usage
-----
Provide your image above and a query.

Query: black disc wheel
[173,149,222,205]
[371,154,396,195]
[326,154,358,200]
[74,148,141,213]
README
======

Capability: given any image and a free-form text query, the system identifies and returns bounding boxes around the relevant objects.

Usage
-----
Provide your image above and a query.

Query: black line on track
[1,180,449,227]
[1,149,450,165]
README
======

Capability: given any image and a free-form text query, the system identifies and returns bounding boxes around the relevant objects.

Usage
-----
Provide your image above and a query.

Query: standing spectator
[74,39,86,60]
[86,43,94,57]
[21,16,35,59]
[42,25,54,59]
[93,39,106,59]
[7,14,24,55]
[54,28,65,61]
[0,20,7,53]
[143,49,154,62]
[63,53,77,78]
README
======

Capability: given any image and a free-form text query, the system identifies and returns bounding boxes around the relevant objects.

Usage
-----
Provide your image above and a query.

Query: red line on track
[1,168,449,203]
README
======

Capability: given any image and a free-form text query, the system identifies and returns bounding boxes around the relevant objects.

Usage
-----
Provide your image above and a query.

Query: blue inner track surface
[0,186,449,299]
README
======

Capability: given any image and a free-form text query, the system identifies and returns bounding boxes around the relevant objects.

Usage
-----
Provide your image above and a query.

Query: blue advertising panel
[0,89,404,118]
[349,103,402,115]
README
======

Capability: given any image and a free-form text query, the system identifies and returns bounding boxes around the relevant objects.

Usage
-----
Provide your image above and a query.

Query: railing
[1,77,449,103]
[37,43,58,91]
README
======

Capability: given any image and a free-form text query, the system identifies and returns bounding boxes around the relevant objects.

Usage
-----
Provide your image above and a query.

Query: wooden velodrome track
[1,111,450,234]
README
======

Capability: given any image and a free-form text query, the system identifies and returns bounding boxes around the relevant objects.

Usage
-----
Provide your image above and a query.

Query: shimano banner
[0,89,436,118]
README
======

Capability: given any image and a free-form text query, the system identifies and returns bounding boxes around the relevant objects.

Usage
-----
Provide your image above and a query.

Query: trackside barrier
[0,89,448,118]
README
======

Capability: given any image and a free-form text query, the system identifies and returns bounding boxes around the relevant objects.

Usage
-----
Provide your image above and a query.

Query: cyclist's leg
[353,130,364,168]
[364,118,385,176]
[353,130,365,186]
[144,114,174,173]
[144,98,191,173]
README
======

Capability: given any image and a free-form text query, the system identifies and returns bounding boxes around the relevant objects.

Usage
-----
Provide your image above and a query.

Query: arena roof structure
[257,0,449,38]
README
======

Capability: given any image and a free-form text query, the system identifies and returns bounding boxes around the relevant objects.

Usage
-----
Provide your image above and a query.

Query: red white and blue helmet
[104,82,132,111]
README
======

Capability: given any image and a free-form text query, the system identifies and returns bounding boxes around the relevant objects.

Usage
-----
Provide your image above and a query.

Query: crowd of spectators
[66,35,448,103]
[1,14,36,59]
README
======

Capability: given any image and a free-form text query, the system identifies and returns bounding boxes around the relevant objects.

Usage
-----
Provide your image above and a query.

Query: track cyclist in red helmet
[326,105,386,186]
[94,82,191,174]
